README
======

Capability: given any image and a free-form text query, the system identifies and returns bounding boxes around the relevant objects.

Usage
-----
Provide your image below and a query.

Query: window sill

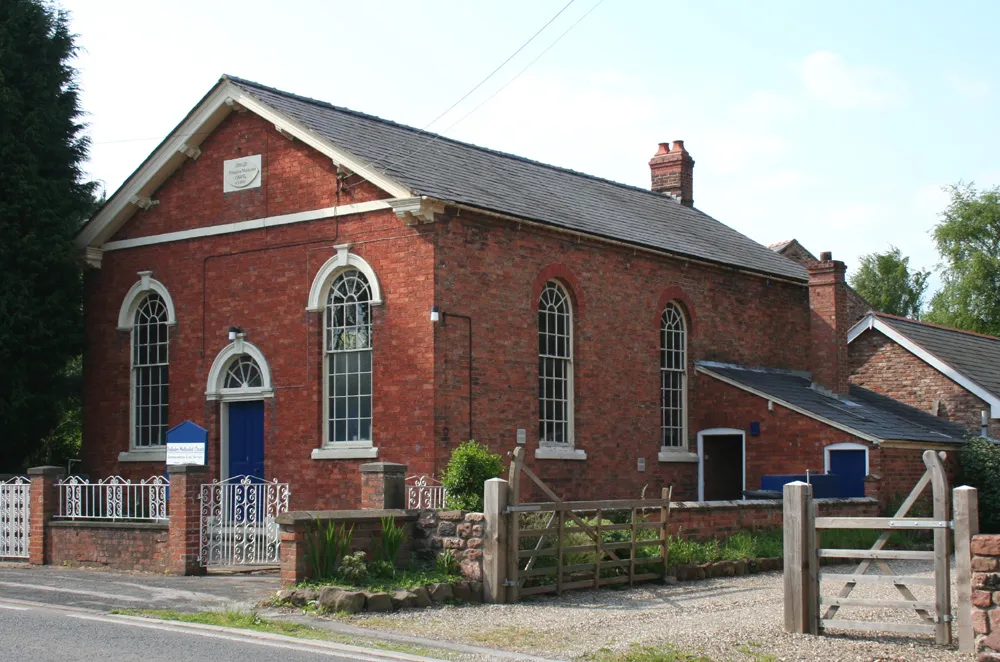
[311,446,378,460]
[535,447,587,461]
[658,450,699,463]
[118,448,167,463]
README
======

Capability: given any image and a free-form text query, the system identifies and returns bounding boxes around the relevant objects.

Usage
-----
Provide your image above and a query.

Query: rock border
[275,579,483,614]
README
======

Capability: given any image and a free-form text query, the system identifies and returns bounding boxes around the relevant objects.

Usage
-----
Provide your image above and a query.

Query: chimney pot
[649,140,695,207]
[819,251,832,261]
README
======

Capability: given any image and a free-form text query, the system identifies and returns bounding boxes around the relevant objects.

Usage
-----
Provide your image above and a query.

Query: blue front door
[829,449,866,498]
[228,401,265,480]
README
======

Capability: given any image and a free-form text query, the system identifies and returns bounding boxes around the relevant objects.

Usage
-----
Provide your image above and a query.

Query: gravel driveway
[336,562,971,661]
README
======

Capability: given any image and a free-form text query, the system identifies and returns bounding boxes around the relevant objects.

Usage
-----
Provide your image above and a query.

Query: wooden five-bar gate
[484,447,674,603]
[784,450,979,653]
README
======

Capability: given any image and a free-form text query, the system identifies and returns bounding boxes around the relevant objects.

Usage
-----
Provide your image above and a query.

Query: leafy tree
[441,440,504,512]
[849,246,930,318]
[959,436,1000,533]
[0,1,95,471]
[925,183,1000,335]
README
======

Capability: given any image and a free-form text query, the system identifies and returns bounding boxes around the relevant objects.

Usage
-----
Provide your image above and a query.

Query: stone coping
[669,497,877,511]
[48,519,168,530]
[276,509,418,526]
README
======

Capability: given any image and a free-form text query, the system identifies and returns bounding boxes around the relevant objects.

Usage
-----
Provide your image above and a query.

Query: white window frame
[697,428,746,502]
[659,302,697,462]
[311,258,379,461]
[536,281,585,461]
[823,441,870,476]
[118,272,175,462]
[205,339,274,402]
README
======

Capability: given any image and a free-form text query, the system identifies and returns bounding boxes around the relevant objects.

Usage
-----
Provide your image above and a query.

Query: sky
[63,1,1000,292]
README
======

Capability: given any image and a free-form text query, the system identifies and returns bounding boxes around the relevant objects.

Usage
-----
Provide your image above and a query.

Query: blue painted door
[228,401,265,480]
[829,449,866,498]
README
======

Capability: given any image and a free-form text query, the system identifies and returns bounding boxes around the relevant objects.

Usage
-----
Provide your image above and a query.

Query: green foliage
[925,183,1000,335]
[373,516,405,573]
[337,551,368,584]
[436,549,459,575]
[305,520,353,580]
[960,436,1000,533]
[849,246,930,318]
[441,440,504,512]
[0,0,97,472]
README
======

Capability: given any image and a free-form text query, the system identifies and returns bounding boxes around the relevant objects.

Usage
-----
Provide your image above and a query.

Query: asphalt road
[0,599,439,662]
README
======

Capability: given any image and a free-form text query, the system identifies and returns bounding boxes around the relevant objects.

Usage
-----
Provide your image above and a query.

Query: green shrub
[374,515,406,572]
[338,551,368,584]
[305,519,353,580]
[441,440,504,512]
[961,436,1000,533]
[436,549,459,575]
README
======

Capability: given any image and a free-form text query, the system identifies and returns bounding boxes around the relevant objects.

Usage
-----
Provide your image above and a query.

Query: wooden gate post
[953,485,979,654]
[483,477,509,604]
[783,481,818,634]
[925,450,952,645]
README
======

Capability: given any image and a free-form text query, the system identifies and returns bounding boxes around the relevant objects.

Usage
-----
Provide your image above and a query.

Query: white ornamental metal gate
[1,477,30,559]
[199,476,289,567]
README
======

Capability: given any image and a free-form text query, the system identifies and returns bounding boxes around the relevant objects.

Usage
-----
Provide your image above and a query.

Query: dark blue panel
[829,450,866,498]
[165,420,208,445]
[228,401,265,480]
[760,473,842,498]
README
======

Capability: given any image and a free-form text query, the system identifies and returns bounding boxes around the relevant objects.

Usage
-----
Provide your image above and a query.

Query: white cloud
[795,51,900,109]
[946,73,992,101]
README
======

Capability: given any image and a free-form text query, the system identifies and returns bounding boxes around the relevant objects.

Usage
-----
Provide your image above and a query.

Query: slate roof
[226,76,809,282]
[697,362,970,444]
[875,313,1000,399]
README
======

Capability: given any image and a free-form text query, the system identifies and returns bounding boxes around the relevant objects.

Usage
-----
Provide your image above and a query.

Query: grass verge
[584,642,778,662]
[296,567,462,593]
[110,608,455,659]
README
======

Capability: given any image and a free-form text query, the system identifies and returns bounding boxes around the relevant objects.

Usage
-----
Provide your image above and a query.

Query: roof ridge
[875,311,1000,342]
[224,74,701,211]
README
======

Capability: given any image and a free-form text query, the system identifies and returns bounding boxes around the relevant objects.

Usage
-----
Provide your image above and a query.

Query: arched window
[661,303,687,449]
[132,293,170,448]
[224,355,264,389]
[538,281,573,446]
[325,270,373,444]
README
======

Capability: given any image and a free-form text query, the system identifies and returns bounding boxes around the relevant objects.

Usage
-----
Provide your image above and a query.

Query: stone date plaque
[223,154,261,192]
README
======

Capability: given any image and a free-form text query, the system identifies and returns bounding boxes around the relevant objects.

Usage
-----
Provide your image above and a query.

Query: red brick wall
[807,260,849,394]
[669,498,878,540]
[45,521,168,572]
[82,112,436,509]
[431,212,812,503]
[850,331,997,438]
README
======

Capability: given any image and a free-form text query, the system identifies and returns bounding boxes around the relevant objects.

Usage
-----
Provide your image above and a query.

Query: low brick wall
[46,520,169,572]
[413,510,484,582]
[971,534,1000,659]
[667,497,879,539]
[278,510,417,587]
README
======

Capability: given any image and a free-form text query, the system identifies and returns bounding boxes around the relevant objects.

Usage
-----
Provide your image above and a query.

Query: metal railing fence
[57,475,169,521]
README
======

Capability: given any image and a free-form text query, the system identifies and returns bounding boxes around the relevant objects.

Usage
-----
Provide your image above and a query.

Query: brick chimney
[649,141,694,207]
[808,251,849,395]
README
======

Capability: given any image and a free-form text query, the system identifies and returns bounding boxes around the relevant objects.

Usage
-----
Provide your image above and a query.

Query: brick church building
[74,76,967,509]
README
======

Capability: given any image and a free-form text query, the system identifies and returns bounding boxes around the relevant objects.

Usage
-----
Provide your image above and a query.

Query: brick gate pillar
[27,466,64,566]
[167,464,208,575]
[360,462,407,509]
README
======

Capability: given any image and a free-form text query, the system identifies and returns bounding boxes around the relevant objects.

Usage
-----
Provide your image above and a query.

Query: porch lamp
[430,306,440,323]
[228,326,244,341]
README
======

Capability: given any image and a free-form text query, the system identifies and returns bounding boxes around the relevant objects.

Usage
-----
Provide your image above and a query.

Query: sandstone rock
[471,525,484,537]
[717,561,736,577]
[975,573,1000,591]
[468,581,483,601]
[975,591,994,609]
[662,575,679,585]
[975,609,991,635]
[365,592,393,612]
[733,560,747,576]
[978,652,1000,662]
[437,521,457,537]
[429,582,454,602]
[702,563,720,578]
[411,585,432,607]
[464,513,485,523]
[456,523,472,537]
[418,511,437,527]
[974,557,1000,572]
[452,581,475,602]
[318,587,366,614]
[460,559,483,582]
[276,588,297,604]
[390,590,418,610]
[443,537,465,550]
[439,510,465,521]
[467,537,483,549]
[464,548,482,561]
